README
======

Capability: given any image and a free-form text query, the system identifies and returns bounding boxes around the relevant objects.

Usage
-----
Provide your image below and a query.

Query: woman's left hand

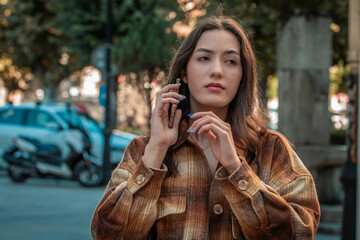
[188,112,241,174]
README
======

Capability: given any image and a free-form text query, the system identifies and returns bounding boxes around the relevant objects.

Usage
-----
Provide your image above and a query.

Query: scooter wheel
[8,165,29,183]
[74,161,103,187]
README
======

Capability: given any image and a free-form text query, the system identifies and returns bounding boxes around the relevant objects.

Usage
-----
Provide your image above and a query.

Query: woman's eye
[226,59,237,65]
[198,56,210,61]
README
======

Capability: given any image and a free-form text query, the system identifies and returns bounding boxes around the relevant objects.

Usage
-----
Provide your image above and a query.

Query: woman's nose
[210,58,223,79]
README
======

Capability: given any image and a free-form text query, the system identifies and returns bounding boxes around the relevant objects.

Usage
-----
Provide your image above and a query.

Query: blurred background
[0,0,358,239]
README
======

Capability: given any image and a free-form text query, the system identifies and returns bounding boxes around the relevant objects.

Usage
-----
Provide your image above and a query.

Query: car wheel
[8,165,29,183]
[74,161,103,187]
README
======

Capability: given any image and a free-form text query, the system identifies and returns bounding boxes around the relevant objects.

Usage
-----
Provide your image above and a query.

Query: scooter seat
[18,135,62,156]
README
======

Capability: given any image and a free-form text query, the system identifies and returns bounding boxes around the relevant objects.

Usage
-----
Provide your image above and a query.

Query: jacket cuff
[126,157,168,198]
[214,158,261,203]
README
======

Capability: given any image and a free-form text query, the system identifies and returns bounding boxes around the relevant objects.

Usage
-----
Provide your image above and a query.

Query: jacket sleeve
[214,135,320,240]
[91,137,167,240]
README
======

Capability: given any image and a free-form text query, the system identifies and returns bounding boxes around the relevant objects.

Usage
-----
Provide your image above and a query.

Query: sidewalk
[315,234,340,240]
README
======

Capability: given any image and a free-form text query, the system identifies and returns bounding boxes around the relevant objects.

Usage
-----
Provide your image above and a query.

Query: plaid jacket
[91,121,320,240]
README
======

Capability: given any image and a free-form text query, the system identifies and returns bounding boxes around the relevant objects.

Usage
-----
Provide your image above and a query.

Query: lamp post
[102,0,113,183]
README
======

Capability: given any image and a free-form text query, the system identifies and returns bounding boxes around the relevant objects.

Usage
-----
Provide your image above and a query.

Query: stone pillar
[277,16,347,211]
[277,16,332,146]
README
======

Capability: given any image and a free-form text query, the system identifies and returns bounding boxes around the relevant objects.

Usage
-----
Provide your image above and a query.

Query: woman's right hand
[143,83,184,168]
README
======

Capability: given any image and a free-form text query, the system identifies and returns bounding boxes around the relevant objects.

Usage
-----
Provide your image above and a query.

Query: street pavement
[0,171,104,240]
[0,170,340,240]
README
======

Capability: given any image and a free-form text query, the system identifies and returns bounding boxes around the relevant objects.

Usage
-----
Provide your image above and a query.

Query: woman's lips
[205,83,224,91]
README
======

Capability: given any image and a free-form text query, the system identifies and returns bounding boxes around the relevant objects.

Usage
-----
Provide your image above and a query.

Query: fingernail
[195,130,199,134]
[176,99,181,101]
[176,83,181,85]
[187,113,194,117]
[180,94,186,99]
[187,127,191,133]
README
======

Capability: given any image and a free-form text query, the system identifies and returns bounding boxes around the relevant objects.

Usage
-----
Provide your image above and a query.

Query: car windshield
[56,110,102,133]
[82,115,102,133]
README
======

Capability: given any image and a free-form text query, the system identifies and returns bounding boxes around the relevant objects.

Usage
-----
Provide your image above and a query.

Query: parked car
[0,102,136,169]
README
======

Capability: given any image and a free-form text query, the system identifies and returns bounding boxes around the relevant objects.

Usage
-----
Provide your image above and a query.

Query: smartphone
[168,78,181,128]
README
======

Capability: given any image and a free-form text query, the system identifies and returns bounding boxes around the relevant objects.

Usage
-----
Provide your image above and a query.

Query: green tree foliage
[266,75,278,100]
[0,0,68,97]
[112,0,178,76]
[48,0,105,71]
[1,0,180,101]
[330,60,349,95]
[49,0,179,78]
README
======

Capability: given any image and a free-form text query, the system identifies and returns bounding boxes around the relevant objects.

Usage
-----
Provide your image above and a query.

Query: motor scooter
[3,119,103,187]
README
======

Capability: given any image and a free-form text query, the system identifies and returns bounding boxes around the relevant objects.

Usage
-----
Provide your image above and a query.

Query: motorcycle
[2,109,103,187]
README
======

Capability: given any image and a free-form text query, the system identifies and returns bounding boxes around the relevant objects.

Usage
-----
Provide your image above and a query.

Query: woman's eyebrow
[195,48,240,56]
[195,48,213,53]
[224,50,240,56]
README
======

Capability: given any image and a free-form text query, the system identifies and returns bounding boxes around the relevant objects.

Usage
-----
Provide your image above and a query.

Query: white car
[0,102,136,169]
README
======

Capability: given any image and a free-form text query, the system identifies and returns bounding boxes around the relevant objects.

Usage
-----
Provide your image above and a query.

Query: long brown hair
[164,16,268,175]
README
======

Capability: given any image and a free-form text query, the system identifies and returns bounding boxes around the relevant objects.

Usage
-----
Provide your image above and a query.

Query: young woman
[91,16,320,240]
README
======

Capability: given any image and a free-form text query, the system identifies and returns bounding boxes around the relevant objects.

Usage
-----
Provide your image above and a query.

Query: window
[0,109,25,125]
[56,111,82,128]
[56,110,101,132]
[25,110,58,128]
[83,116,101,132]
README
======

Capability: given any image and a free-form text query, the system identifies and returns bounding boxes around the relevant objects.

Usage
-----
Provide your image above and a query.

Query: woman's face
[186,30,243,115]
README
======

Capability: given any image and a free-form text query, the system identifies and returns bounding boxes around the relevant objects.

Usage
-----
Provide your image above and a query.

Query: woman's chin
[197,100,231,110]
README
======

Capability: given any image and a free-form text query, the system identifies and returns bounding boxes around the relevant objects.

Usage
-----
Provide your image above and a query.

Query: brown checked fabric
[91,120,320,240]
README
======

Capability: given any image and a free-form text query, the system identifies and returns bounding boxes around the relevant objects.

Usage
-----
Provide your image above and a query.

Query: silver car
[0,102,136,169]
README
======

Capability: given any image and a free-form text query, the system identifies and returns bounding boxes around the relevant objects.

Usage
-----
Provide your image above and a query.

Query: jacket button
[135,174,145,185]
[213,204,223,215]
[238,179,248,191]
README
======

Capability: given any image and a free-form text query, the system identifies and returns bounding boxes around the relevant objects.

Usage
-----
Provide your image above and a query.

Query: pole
[340,0,359,239]
[357,40,360,240]
[357,12,360,238]
[102,0,113,184]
